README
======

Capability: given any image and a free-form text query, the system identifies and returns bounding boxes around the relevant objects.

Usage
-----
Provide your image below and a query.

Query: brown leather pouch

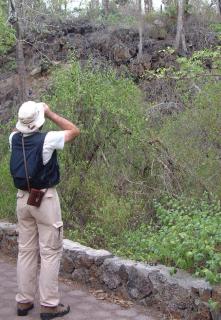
[27,188,45,207]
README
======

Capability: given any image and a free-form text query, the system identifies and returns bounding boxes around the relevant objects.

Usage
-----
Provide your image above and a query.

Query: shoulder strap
[21,134,31,193]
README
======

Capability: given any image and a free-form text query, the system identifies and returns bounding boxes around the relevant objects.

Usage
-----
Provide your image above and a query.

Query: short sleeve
[42,131,65,165]
[9,132,17,151]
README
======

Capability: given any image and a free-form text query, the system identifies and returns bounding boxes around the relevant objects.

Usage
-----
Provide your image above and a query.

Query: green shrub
[155,81,221,197]
[45,58,148,230]
[0,126,16,220]
[210,23,221,33]
[114,195,221,283]
[0,9,15,55]
[0,154,16,219]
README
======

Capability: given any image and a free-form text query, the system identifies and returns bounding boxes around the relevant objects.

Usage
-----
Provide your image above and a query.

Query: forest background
[0,0,221,285]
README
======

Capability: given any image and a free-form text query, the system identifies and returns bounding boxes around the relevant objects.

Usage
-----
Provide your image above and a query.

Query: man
[9,101,80,320]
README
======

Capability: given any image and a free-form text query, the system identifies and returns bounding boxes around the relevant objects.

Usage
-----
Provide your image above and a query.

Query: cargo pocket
[49,221,63,250]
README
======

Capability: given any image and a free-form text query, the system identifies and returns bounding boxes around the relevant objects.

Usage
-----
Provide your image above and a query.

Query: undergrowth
[66,194,221,284]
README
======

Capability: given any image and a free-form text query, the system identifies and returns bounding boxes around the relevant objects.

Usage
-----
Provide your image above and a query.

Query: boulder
[112,43,131,63]
[129,54,151,77]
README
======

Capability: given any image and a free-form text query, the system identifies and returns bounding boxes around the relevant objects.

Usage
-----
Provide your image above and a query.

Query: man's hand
[43,103,51,118]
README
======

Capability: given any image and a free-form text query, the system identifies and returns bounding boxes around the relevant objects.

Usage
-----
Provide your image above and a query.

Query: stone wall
[0,222,18,256]
[0,222,220,320]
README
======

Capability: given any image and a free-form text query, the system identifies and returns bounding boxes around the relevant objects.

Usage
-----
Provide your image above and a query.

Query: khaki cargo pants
[16,188,63,307]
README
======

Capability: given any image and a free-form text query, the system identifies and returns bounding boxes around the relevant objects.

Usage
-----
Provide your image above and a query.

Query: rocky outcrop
[0,222,18,256]
[146,101,184,126]
[0,73,19,122]
[0,22,175,121]
[0,17,219,121]
[1,19,178,78]
[1,221,221,320]
[129,54,152,76]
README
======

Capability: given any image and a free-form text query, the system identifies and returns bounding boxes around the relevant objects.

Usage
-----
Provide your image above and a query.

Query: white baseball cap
[16,101,45,134]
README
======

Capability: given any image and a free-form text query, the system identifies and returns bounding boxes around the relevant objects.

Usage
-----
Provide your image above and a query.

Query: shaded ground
[0,256,165,320]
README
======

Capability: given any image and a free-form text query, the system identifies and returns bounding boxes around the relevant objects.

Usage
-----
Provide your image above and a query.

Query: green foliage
[210,23,221,34]
[66,193,134,248]
[145,11,161,23]
[0,123,16,220]
[0,57,16,72]
[163,1,192,19]
[114,195,221,284]
[47,57,145,157]
[164,3,177,19]
[0,0,8,16]
[176,46,221,76]
[208,298,221,311]
[155,81,221,196]
[104,12,136,26]
[0,8,15,55]
[144,46,221,197]
[86,5,136,27]
[210,23,221,41]
[0,154,16,219]
[145,46,221,80]
[45,58,147,236]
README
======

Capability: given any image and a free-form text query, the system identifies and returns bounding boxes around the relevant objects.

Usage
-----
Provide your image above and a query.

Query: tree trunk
[138,0,144,60]
[102,0,109,16]
[0,0,9,15]
[9,0,27,103]
[175,0,187,55]
[218,0,221,14]
[90,0,99,10]
[138,25,143,60]
[144,0,153,13]
[16,23,27,103]
[64,0,67,14]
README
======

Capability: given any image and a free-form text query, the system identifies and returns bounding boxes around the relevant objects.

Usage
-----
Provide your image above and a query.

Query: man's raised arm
[44,104,80,142]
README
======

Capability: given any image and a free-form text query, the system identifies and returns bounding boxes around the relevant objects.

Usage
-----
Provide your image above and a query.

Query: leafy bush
[1,57,16,73]
[210,23,221,34]
[45,58,148,235]
[0,9,15,55]
[114,196,221,283]
[0,123,16,220]
[144,46,221,196]
[155,81,221,197]
[104,12,136,27]
[0,154,16,219]
[145,46,221,81]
